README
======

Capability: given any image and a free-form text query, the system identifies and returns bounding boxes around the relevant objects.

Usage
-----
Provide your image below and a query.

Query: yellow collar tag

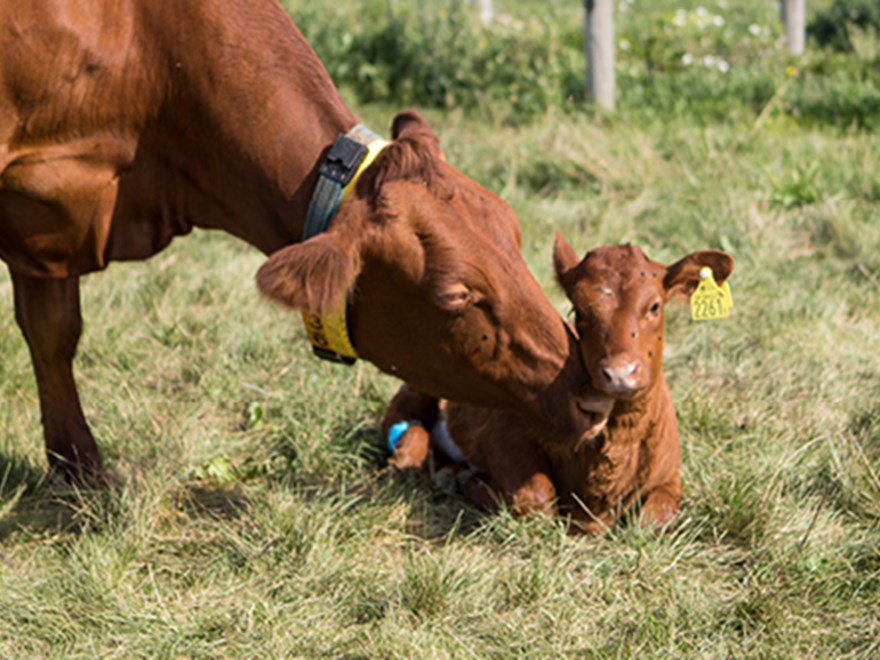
[690,267,733,321]
[301,137,388,363]
[301,308,358,362]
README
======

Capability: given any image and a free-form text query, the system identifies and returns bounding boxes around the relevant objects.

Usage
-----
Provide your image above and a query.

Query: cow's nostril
[601,368,613,383]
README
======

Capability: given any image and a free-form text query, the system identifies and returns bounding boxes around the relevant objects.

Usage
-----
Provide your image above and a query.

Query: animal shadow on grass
[358,425,490,540]
[0,451,119,541]
[176,483,249,523]
[271,420,488,541]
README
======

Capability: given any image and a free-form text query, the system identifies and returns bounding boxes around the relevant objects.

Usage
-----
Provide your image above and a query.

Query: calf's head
[553,232,734,399]
[257,111,594,438]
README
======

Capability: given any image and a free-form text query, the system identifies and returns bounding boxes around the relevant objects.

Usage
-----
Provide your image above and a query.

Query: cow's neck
[156,0,358,254]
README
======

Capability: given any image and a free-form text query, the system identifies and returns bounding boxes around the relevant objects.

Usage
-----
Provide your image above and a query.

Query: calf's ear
[664,250,735,298]
[256,234,361,314]
[553,231,581,295]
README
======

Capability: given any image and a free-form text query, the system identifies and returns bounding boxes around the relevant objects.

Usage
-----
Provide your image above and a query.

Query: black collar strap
[300,124,388,365]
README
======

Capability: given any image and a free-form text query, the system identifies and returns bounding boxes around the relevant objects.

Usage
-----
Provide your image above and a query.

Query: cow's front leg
[11,271,103,483]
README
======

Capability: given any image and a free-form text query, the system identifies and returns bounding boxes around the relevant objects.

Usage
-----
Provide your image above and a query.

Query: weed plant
[1,0,879,656]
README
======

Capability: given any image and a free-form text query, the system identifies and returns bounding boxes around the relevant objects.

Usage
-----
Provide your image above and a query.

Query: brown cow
[383,233,734,534]
[0,0,597,482]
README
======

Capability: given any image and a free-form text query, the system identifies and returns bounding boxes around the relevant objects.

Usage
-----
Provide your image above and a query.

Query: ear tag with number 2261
[690,267,733,321]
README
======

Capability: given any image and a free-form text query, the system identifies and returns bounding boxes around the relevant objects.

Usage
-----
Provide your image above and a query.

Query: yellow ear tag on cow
[690,267,733,321]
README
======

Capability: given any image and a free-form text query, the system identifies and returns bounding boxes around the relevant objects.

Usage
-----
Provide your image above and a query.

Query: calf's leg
[382,384,439,470]
[508,472,557,517]
[461,428,557,517]
[639,484,680,528]
[388,425,431,470]
[11,271,103,483]
[458,467,557,517]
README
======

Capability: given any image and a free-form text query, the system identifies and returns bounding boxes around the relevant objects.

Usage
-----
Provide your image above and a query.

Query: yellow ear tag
[690,267,733,321]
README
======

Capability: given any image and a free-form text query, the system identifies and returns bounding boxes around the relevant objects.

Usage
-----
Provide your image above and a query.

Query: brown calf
[383,233,734,533]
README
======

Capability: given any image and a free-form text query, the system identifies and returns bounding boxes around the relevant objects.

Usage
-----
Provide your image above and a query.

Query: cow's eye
[649,302,661,315]
[438,285,474,313]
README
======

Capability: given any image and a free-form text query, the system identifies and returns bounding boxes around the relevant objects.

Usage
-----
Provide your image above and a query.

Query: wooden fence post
[584,0,615,110]
[781,0,806,56]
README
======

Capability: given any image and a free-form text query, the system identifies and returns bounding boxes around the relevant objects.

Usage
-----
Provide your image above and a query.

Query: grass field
[2,1,879,657]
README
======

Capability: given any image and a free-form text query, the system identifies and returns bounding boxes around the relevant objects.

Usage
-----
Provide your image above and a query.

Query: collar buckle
[319,136,368,187]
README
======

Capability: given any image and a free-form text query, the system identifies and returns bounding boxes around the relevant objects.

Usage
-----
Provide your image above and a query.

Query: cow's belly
[0,143,120,277]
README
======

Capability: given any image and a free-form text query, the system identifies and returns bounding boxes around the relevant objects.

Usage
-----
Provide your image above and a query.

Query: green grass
[2,1,880,657]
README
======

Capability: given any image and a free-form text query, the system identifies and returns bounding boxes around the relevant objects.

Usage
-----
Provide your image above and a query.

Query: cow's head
[553,232,734,399]
[257,111,596,439]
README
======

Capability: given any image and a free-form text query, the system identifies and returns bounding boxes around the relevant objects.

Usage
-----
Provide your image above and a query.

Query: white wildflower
[703,54,716,67]
[696,6,707,18]
[718,60,730,73]
[713,15,725,27]
[673,9,687,27]
[748,24,761,36]
[619,39,631,51]
[682,53,694,65]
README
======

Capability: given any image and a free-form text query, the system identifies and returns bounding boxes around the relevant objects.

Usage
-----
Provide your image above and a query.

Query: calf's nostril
[598,360,641,391]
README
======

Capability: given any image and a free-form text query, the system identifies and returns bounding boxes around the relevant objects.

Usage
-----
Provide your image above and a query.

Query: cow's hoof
[47,454,109,489]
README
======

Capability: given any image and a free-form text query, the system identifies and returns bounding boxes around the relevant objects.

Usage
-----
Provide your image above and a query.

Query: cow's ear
[256,234,361,313]
[553,231,581,295]
[664,250,734,299]
[391,108,431,139]
[390,109,445,160]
